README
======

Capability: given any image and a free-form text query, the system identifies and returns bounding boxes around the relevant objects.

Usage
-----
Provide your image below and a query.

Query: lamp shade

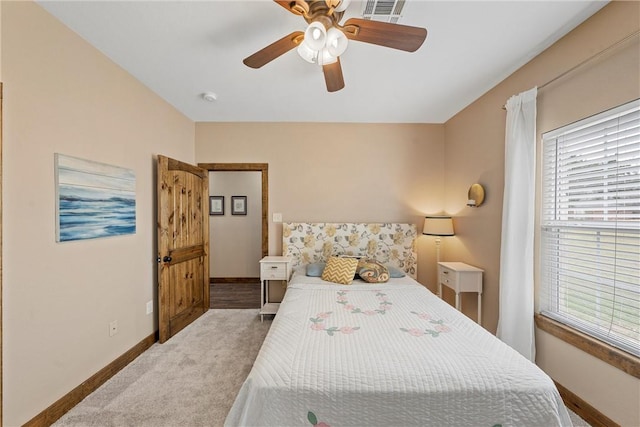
[317,47,338,65]
[297,41,317,63]
[423,216,455,236]
[326,27,348,56]
[304,21,327,51]
[334,0,351,12]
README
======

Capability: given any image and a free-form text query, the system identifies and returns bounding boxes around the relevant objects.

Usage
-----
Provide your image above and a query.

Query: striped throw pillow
[321,256,359,285]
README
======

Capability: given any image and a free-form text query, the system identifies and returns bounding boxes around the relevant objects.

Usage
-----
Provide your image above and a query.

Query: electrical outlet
[146,300,153,315]
[109,320,118,337]
[273,213,283,223]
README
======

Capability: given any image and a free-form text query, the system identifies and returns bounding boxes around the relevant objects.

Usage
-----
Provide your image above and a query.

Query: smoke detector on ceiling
[202,92,217,102]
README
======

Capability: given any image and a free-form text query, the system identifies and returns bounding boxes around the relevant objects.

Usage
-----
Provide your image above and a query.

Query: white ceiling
[37,0,608,124]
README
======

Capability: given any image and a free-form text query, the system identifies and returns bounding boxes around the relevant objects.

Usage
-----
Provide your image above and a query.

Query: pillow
[321,256,359,285]
[340,255,364,279]
[387,266,406,278]
[306,262,326,277]
[357,259,390,283]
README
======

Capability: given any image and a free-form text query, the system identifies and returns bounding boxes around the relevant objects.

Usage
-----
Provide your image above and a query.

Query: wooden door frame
[197,163,268,259]
[1,82,4,427]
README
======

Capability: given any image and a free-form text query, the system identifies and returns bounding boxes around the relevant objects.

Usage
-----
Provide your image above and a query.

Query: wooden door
[157,155,209,343]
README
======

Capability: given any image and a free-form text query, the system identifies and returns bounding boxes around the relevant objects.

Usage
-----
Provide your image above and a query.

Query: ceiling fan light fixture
[304,21,327,51]
[317,48,338,66]
[243,1,428,93]
[326,27,348,56]
[297,41,318,63]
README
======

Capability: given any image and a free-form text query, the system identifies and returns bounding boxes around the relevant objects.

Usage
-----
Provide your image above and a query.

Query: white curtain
[497,87,538,361]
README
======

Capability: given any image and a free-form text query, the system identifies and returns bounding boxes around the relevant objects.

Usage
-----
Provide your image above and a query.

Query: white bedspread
[225,271,572,427]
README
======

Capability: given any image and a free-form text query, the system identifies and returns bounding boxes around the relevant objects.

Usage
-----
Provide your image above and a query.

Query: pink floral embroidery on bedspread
[312,293,449,337]
[309,311,361,336]
[335,290,392,315]
[400,311,452,337]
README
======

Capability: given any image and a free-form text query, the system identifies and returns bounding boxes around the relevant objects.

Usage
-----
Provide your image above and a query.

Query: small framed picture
[209,196,224,215]
[231,196,247,215]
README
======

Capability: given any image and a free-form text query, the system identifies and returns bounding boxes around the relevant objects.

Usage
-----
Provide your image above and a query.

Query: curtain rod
[502,30,640,110]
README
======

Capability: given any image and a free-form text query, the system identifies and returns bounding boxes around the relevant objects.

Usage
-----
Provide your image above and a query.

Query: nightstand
[437,262,484,325]
[259,256,292,321]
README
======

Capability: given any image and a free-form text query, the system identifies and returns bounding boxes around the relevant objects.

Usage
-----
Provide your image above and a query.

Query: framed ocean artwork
[55,154,136,242]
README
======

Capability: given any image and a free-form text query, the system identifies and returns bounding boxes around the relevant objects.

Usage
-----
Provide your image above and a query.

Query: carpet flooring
[53,309,272,427]
[53,309,591,427]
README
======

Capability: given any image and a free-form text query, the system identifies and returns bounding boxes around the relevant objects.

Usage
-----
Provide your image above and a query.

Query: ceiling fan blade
[243,31,304,69]
[274,0,309,16]
[323,58,345,92]
[342,18,427,52]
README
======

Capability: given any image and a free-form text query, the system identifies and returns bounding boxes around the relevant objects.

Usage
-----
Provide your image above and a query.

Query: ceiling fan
[243,0,428,92]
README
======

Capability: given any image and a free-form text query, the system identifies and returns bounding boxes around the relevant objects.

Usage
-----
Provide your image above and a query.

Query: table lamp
[422,216,455,264]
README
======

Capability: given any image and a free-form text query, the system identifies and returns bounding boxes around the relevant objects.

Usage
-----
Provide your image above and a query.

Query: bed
[225,223,572,427]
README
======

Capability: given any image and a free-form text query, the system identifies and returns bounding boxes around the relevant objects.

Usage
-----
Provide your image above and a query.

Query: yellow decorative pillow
[321,256,359,285]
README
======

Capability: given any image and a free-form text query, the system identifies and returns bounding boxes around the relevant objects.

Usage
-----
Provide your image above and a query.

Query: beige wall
[209,171,262,277]
[196,123,446,290]
[444,2,640,425]
[2,2,195,425]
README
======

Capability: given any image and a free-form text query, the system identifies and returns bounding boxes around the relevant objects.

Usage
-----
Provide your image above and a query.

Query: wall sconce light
[467,183,485,207]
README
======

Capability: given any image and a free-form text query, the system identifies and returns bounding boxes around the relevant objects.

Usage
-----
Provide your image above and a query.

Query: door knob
[163,256,172,263]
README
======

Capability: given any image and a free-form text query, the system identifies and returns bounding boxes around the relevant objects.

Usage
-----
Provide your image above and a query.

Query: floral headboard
[282,223,417,279]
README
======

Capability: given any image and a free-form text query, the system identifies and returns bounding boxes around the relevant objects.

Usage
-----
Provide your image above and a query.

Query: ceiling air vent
[361,0,407,23]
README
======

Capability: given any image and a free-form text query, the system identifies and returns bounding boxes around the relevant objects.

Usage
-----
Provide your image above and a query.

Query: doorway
[198,163,268,309]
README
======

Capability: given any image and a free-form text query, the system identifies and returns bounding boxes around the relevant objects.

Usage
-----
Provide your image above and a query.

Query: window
[540,99,640,357]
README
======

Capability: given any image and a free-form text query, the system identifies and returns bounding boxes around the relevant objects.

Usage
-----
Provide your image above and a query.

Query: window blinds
[540,99,640,356]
